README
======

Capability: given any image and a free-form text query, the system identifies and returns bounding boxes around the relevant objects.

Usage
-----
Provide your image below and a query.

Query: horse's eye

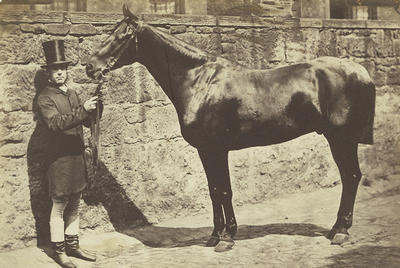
[126,27,134,35]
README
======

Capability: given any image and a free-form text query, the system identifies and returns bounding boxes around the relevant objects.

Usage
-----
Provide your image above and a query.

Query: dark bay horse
[86,5,376,250]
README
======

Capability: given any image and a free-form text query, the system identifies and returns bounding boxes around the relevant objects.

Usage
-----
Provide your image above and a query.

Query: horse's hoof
[214,238,235,252]
[331,233,349,245]
[326,229,337,240]
[206,236,220,247]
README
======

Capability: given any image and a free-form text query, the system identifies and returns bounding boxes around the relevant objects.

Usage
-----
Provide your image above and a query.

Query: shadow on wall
[82,159,149,231]
[27,69,52,246]
[27,69,148,247]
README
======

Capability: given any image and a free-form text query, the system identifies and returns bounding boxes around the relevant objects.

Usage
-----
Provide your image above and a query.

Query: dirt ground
[1,175,399,268]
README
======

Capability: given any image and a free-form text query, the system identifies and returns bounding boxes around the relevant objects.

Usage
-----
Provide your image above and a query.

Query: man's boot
[52,241,76,268]
[65,234,96,262]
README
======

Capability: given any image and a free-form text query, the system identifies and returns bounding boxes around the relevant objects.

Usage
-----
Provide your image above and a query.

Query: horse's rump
[347,75,375,145]
[314,58,376,144]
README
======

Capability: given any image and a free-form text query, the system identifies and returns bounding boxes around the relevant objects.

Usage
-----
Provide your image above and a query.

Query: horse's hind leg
[198,149,237,248]
[325,134,362,244]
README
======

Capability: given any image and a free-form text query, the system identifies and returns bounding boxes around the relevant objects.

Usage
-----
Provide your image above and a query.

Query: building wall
[301,0,330,18]
[0,11,399,251]
[378,6,400,20]
[207,0,294,16]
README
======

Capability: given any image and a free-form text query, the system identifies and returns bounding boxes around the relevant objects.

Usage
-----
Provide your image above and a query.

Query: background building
[1,0,399,20]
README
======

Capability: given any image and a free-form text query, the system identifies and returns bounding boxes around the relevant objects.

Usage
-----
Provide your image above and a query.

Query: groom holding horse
[37,39,102,268]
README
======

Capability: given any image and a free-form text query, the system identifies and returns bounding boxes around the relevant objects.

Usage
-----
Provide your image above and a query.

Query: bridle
[101,20,143,76]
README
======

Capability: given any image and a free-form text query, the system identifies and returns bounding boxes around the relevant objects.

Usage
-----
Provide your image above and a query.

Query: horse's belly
[181,114,314,150]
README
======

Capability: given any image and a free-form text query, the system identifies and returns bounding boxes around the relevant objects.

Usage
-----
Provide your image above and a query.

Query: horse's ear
[123,4,139,21]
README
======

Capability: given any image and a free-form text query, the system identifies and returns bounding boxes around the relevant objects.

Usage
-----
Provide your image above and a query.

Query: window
[0,0,87,11]
[329,0,398,20]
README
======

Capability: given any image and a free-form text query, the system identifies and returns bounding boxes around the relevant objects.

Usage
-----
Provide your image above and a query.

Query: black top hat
[41,40,71,68]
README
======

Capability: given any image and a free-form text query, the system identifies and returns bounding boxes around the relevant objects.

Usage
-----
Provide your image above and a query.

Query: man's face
[48,65,68,85]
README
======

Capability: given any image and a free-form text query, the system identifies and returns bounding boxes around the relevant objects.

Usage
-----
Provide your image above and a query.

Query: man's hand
[84,96,99,112]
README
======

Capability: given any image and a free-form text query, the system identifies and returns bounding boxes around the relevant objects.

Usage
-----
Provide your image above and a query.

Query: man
[37,40,101,268]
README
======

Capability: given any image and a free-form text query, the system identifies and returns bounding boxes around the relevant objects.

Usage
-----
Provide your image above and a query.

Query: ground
[1,176,399,268]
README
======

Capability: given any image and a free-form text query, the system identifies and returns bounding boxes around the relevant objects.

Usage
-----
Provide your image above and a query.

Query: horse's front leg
[198,149,237,249]
[326,135,362,245]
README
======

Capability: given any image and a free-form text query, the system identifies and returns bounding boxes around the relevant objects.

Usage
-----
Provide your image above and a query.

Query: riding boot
[52,241,76,268]
[65,234,96,262]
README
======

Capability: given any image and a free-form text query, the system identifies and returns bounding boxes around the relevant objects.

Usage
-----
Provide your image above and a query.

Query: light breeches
[50,192,81,242]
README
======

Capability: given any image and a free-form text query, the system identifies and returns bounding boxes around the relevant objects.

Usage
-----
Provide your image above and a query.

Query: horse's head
[86,4,141,80]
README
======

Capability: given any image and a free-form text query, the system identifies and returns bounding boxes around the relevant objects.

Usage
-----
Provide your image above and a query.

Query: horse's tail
[348,73,376,145]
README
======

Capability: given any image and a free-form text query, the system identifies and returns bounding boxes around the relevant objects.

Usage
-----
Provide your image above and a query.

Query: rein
[90,83,102,173]
[88,20,142,174]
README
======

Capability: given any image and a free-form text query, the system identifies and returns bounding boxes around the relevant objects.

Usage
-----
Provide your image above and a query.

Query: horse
[86,5,376,250]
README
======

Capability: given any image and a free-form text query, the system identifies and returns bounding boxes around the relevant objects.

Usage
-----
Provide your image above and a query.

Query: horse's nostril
[86,64,94,77]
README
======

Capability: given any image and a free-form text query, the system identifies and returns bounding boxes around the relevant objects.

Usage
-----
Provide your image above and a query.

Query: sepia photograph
[0,0,399,267]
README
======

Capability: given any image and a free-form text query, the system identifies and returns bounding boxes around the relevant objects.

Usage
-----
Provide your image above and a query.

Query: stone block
[374,70,387,87]
[70,66,94,84]
[196,26,213,34]
[78,35,108,66]
[300,18,323,28]
[170,25,186,34]
[70,24,98,36]
[323,19,366,29]
[0,24,20,37]
[0,65,40,112]
[387,66,400,85]
[394,39,400,56]
[366,20,400,29]
[95,24,116,34]
[0,143,26,158]
[123,105,147,125]
[338,35,375,57]
[373,29,395,57]
[44,23,70,35]
[221,43,236,54]
[20,24,45,34]
[0,34,43,64]
[317,30,338,57]
[178,32,222,56]
[286,41,307,63]
[221,34,236,43]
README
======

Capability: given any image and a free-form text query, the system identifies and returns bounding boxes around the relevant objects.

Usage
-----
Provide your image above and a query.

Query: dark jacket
[37,85,91,198]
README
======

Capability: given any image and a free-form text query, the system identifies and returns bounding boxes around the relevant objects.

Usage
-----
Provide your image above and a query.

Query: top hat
[41,40,71,68]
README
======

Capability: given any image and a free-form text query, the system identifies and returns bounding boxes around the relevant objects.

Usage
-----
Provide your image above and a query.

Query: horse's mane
[145,25,215,63]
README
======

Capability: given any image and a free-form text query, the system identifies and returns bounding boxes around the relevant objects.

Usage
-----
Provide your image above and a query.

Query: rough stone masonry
[0,11,399,251]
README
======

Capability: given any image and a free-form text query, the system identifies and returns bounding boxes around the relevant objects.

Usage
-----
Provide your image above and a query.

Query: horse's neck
[136,25,209,109]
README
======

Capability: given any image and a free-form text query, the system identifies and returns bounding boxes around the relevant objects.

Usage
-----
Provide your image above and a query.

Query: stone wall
[0,11,399,251]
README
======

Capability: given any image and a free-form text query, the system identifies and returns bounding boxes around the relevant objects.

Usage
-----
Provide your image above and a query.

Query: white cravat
[59,84,68,93]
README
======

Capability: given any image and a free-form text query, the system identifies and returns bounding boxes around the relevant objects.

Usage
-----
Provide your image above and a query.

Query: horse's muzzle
[86,63,95,79]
